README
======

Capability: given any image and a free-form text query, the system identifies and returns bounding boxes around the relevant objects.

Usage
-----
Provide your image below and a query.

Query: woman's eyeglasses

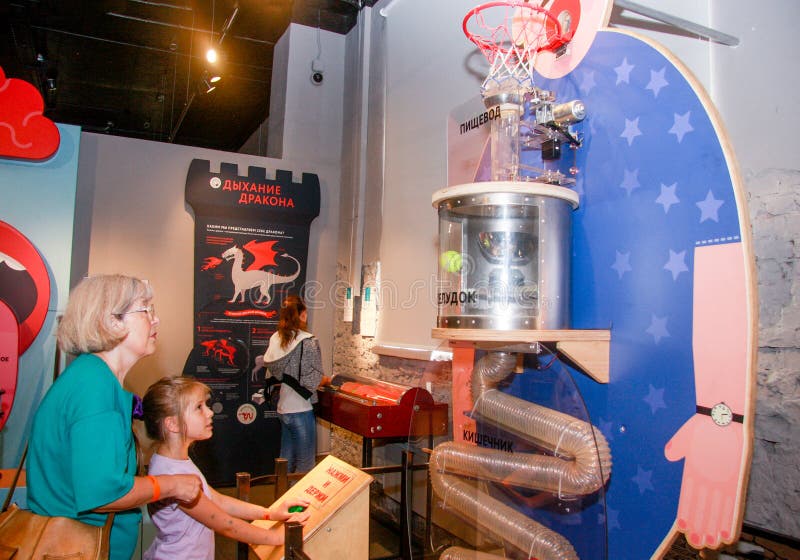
[117,304,156,321]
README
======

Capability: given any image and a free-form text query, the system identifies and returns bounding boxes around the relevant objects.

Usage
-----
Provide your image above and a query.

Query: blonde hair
[57,274,153,354]
[143,376,211,443]
[277,294,307,349]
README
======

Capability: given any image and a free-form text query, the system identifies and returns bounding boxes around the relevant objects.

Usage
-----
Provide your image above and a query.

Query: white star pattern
[669,111,694,143]
[645,314,670,344]
[621,117,642,146]
[619,168,640,196]
[579,70,596,94]
[615,57,634,85]
[632,466,656,494]
[655,183,680,213]
[663,249,689,281]
[599,507,621,531]
[612,250,632,279]
[643,384,667,413]
[646,67,669,98]
[696,190,724,223]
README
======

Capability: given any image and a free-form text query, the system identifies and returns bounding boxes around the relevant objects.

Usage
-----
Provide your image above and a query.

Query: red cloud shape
[0,66,60,160]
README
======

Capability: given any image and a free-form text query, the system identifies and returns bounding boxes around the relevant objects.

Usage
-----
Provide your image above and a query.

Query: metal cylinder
[433,181,578,330]
[552,100,586,126]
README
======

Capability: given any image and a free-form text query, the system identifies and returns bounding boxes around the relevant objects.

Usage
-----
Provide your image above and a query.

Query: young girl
[142,376,310,559]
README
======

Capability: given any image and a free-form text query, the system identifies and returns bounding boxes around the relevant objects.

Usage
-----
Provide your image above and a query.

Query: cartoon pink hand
[665,413,744,549]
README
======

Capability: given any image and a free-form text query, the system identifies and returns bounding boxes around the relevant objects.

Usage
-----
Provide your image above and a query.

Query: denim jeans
[278,410,316,473]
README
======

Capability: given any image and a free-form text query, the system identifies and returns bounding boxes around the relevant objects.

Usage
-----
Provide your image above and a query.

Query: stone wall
[328,263,381,467]
[744,169,800,536]
[328,262,454,459]
[329,262,454,541]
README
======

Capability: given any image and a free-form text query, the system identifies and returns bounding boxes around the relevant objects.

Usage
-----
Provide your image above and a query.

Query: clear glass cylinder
[489,103,522,182]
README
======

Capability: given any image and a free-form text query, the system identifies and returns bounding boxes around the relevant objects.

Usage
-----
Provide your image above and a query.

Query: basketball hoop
[463,1,586,183]
[463,0,579,95]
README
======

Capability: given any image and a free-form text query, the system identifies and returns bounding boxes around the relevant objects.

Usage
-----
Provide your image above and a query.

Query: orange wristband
[147,475,161,502]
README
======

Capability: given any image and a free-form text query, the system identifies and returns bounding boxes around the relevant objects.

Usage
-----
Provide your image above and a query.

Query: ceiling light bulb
[206,48,218,64]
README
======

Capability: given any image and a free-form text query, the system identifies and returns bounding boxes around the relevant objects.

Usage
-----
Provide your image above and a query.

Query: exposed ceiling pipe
[168,93,195,143]
[128,0,192,10]
[106,12,274,45]
[217,4,239,45]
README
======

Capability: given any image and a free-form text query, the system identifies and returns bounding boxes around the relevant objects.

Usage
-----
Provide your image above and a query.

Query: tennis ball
[440,250,462,273]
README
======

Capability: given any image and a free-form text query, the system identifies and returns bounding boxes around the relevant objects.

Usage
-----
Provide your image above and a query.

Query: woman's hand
[267,498,311,522]
[97,473,202,512]
[162,474,203,505]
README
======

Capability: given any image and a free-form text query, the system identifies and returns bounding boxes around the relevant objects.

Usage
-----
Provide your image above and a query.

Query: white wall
[709,0,800,172]
[272,24,346,170]
[76,133,340,399]
[266,24,345,367]
[373,0,485,350]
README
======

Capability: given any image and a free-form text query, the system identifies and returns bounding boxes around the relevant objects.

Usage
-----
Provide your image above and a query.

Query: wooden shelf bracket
[432,328,611,384]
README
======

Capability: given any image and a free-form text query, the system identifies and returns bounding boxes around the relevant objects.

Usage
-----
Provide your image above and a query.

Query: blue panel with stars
[522,30,744,558]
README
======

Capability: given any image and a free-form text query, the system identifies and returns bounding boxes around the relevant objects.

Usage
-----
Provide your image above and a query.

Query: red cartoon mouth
[0,222,50,354]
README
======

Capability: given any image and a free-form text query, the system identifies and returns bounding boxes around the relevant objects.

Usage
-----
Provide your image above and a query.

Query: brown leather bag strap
[1,443,27,513]
[99,510,115,559]
[1,442,115,540]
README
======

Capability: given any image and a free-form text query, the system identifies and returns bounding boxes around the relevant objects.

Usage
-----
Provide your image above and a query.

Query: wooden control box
[249,455,373,560]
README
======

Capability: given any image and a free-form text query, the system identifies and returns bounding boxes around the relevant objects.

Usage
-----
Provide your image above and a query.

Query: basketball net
[463,1,567,97]
[463,1,576,182]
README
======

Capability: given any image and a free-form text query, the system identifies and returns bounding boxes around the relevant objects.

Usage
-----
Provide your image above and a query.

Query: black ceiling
[0,0,375,151]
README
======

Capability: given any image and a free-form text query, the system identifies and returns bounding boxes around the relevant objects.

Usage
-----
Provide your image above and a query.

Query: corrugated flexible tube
[430,351,612,560]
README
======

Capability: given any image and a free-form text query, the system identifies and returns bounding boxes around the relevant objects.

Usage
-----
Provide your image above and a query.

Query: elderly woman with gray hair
[27,274,202,560]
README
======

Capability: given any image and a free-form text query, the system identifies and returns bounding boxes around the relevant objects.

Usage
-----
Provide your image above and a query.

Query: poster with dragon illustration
[185,158,320,485]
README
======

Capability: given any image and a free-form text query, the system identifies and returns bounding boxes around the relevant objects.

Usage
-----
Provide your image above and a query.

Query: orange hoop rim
[462,1,567,60]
